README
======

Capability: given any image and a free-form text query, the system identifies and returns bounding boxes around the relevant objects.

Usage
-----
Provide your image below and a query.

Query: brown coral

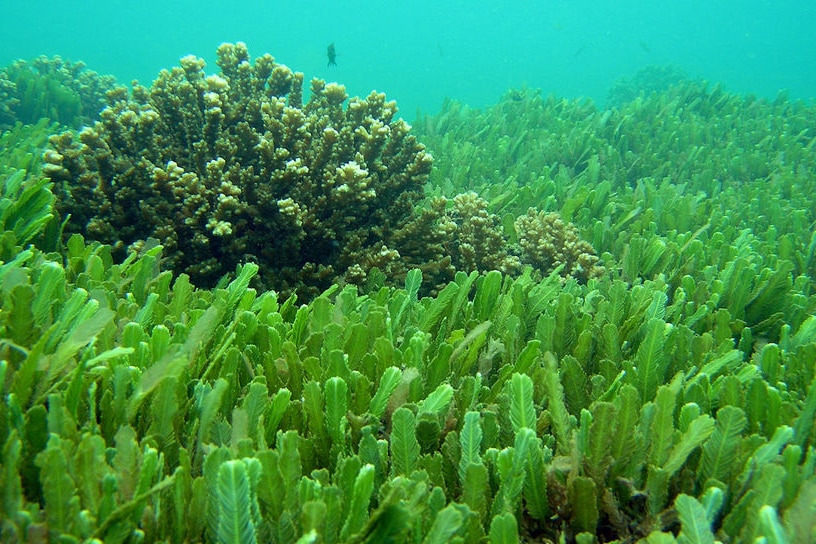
[441,192,521,275]
[514,208,604,282]
[43,42,433,299]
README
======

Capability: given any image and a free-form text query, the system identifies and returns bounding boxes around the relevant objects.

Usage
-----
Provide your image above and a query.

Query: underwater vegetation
[416,81,816,297]
[1,45,816,543]
[0,56,121,130]
[605,65,689,108]
[0,119,59,252]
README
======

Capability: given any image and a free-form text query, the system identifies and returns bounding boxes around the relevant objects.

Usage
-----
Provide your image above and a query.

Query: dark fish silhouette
[327,43,337,67]
[574,44,587,57]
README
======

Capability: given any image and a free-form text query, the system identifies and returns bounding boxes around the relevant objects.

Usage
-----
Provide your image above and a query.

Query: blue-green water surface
[2,0,814,116]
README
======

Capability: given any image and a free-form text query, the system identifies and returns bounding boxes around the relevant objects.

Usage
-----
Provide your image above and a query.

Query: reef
[515,207,604,282]
[43,43,434,298]
[439,192,521,275]
[390,191,602,291]
[0,55,120,129]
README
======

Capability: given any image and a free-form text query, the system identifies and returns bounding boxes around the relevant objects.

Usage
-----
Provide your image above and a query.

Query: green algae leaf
[675,494,715,544]
[570,476,599,535]
[113,425,139,501]
[325,377,348,447]
[663,413,714,476]
[358,428,385,483]
[216,459,259,544]
[738,425,793,490]
[224,263,259,311]
[133,445,161,519]
[646,466,671,517]
[699,486,721,515]
[488,512,519,544]
[758,505,790,544]
[610,384,640,474]
[405,268,423,299]
[636,318,669,402]
[543,352,572,456]
[783,477,816,543]
[792,376,816,449]
[744,261,793,328]
[42,303,114,390]
[265,388,292,439]
[130,249,160,306]
[420,280,460,333]
[198,378,228,446]
[36,434,79,536]
[553,292,577,355]
[496,428,534,514]
[419,383,454,418]
[168,273,194,320]
[422,503,466,544]
[240,381,269,444]
[295,530,319,544]
[128,301,224,420]
[340,464,376,541]
[507,373,535,433]
[277,430,303,515]
[1,431,24,533]
[93,471,176,540]
[459,411,483,483]
[369,366,402,418]
[649,383,679,468]
[301,500,326,538]
[303,381,327,455]
[450,321,492,376]
[353,501,413,544]
[700,405,746,484]
[645,290,668,321]
[785,314,816,350]
[739,464,787,542]
[391,269,422,336]
[462,462,490,522]
[391,407,420,477]
[474,270,503,322]
[8,284,35,349]
[513,339,541,376]
[524,436,550,522]
[0,248,32,289]
[585,401,616,482]
[0,170,54,246]
[695,349,743,381]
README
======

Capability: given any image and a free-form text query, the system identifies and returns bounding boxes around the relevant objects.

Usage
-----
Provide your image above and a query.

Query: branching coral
[384,191,599,290]
[440,192,521,275]
[515,208,604,282]
[44,43,433,298]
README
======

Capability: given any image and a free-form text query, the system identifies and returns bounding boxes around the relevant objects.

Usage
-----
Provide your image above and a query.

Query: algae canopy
[1,7,816,544]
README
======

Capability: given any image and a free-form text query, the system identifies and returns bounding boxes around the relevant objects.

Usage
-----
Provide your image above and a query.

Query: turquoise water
[2,0,815,116]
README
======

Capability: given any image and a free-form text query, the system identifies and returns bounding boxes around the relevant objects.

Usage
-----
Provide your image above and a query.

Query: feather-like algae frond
[215,458,261,544]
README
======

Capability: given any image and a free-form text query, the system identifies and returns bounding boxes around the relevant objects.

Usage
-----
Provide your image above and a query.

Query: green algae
[0,77,814,542]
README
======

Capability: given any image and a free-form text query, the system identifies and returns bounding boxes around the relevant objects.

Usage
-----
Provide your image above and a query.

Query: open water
[1,0,815,116]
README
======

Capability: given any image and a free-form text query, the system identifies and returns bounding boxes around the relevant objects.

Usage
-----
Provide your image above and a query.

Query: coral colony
[44,43,601,299]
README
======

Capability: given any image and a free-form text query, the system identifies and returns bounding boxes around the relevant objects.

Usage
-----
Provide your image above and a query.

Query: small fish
[327,42,337,67]
[574,44,587,57]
